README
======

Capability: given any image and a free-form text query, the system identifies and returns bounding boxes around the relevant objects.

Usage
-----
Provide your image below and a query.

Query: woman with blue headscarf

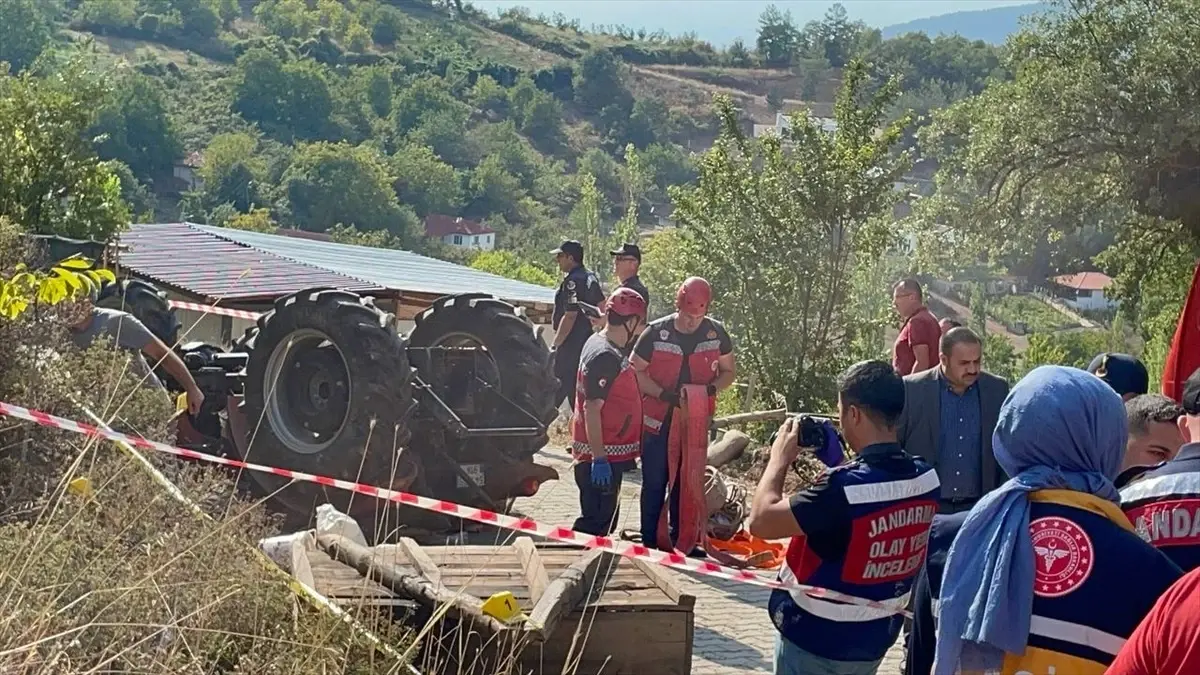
[919,366,1181,675]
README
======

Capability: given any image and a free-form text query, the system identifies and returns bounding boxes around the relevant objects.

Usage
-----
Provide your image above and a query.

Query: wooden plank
[513,537,551,604]
[318,533,512,638]
[630,556,695,609]
[395,537,441,586]
[525,548,616,642]
[519,610,691,675]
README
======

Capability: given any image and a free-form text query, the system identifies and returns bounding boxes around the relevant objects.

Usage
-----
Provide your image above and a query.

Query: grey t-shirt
[70,308,165,390]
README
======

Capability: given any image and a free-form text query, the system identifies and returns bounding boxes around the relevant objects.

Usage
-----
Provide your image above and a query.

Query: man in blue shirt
[897,327,1009,514]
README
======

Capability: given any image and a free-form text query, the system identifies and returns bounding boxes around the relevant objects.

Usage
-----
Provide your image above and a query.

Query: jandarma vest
[771,451,940,663]
[571,340,642,463]
[641,315,721,434]
[1121,443,1200,572]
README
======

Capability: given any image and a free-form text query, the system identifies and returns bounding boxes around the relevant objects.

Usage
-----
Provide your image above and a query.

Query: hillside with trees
[0,0,1007,271]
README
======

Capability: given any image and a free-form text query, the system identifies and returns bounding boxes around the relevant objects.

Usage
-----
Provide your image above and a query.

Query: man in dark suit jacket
[897,327,1010,514]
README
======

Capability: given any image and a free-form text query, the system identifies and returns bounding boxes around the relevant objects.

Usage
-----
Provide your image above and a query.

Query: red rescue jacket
[571,349,642,464]
[641,315,721,434]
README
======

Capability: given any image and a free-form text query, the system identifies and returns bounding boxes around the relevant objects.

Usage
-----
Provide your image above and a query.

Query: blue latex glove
[590,457,613,487]
[815,419,844,468]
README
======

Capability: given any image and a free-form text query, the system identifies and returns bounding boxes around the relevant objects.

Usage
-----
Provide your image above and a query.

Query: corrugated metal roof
[193,224,557,306]
[119,223,383,301]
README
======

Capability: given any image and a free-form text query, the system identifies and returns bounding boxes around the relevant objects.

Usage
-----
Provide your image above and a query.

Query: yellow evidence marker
[480,591,525,624]
[67,477,94,499]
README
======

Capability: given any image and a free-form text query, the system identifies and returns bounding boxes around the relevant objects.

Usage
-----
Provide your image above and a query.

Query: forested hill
[2,0,1007,266]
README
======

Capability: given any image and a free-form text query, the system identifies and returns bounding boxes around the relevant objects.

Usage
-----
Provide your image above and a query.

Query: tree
[625,97,671,149]
[390,143,464,216]
[91,73,182,182]
[575,49,631,115]
[198,133,267,213]
[467,155,524,222]
[469,250,556,287]
[726,38,753,68]
[0,61,129,241]
[0,0,52,74]
[756,5,798,68]
[667,61,912,407]
[232,48,333,142]
[568,171,606,261]
[280,142,414,244]
[918,0,1200,257]
[225,207,278,233]
[811,3,862,68]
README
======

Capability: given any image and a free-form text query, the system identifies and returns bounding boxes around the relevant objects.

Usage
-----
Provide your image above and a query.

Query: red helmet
[606,287,647,319]
[676,276,711,315]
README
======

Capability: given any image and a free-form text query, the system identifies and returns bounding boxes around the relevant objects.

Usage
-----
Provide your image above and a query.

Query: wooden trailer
[306,535,696,675]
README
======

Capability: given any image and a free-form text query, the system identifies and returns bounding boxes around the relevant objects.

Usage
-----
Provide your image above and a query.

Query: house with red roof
[423,214,495,251]
[1049,271,1117,312]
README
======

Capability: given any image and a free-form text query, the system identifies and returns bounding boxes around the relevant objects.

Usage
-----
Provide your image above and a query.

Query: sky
[470,0,1037,47]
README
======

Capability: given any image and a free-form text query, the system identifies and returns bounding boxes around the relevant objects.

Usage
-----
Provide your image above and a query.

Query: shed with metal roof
[116,222,557,346]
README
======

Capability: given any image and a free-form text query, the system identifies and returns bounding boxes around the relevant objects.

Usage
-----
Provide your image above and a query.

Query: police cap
[609,243,642,262]
[1087,353,1149,398]
[551,240,584,263]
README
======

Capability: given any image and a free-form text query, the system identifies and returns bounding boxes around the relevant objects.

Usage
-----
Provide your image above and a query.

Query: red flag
[1162,261,1200,402]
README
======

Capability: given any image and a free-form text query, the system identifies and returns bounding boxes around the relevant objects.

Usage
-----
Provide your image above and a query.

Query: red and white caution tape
[0,400,911,617]
[168,301,262,320]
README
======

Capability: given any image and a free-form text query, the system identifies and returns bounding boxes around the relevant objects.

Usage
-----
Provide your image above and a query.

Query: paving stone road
[511,445,906,675]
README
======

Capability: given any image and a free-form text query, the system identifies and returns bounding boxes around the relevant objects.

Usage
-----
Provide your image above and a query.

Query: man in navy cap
[610,242,650,307]
[551,240,605,410]
[1088,352,1150,401]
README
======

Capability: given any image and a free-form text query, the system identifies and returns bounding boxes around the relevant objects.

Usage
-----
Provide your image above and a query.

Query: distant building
[753,111,839,139]
[1049,272,1116,311]
[423,215,495,251]
[173,151,204,192]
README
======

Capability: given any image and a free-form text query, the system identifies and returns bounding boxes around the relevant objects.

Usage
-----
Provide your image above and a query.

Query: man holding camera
[570,288,648,536]
[749,360,941,675]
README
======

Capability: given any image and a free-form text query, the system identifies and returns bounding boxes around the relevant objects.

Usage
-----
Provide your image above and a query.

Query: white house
[753,111,839,139]
[1049,272,1117,311]
[423,215,495,251]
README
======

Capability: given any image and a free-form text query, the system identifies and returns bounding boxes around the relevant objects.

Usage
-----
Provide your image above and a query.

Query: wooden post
[317,533,510,637]
[524,547,616,642]
[513,537,550,605]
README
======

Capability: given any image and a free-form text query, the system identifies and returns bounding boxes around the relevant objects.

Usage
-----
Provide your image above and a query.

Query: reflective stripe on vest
[929,605,1127,657]
[844,471,942,505]
[780,562,911,622]
[1121,471,1200,503]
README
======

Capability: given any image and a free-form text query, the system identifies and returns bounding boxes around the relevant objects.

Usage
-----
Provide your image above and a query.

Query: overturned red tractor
[98,280,562,536]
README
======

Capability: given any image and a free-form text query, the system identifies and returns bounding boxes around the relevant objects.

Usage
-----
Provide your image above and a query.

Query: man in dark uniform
[610,243,650,307]
[551,239,605,410]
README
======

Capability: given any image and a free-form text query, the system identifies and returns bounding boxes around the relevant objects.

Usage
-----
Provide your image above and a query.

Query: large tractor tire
[96,279,182,346]
[407,294,559,462]
[238,289,422,532]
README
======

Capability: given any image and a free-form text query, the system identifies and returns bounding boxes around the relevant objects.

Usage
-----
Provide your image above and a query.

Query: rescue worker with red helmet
[630,276,735,552]
[570,287,649,536]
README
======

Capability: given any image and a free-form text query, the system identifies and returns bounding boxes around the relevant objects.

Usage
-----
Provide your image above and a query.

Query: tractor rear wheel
[238,289,424,532]
[96,279,183,387]
[407,294,558,463]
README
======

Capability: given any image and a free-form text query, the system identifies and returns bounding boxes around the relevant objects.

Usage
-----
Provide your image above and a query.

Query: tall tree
[91,73,182,182]
[0,60,129,240]
[755,4,798,68]
[0,0,52,74]
[669,61,912,406]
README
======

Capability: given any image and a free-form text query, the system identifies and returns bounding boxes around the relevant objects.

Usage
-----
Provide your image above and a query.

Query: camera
[769,414,830,449]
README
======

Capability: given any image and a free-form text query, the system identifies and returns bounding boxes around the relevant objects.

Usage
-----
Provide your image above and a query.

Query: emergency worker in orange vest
[570,288,649,536]
[630,276,736,552]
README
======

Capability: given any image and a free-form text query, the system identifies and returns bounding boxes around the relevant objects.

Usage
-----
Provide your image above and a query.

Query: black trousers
[573,461,626,536]
[553,344,583,410]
